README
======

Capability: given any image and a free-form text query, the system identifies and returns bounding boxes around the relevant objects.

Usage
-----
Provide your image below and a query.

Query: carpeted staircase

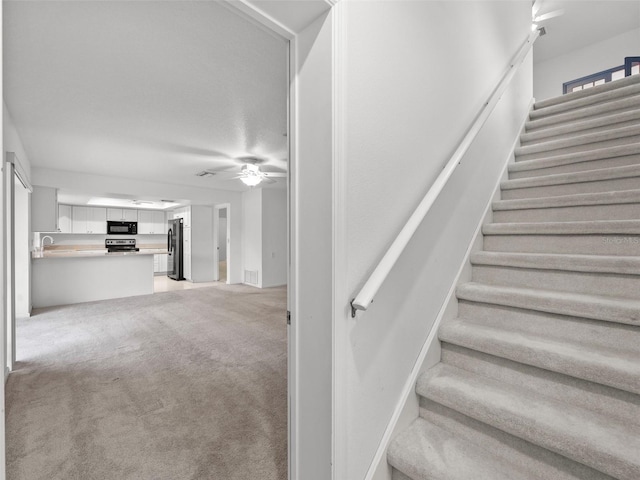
[387,73,640,480]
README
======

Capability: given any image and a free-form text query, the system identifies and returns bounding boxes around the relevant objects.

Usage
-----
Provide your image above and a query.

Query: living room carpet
[6,284,287,480]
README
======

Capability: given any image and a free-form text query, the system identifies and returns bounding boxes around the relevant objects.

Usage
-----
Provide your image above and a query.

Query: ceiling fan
[195,156,287,187]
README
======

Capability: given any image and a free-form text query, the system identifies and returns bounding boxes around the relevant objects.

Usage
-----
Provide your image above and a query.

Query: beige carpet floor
[6,284,287,480]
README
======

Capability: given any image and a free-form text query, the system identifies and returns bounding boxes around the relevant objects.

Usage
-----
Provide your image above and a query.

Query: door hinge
[287,310,291,325]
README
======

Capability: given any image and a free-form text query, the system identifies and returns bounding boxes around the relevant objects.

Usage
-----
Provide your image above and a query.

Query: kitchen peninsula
[32,246,168,308]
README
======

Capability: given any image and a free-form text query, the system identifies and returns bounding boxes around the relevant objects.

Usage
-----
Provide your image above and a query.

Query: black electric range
[105,238,139,253]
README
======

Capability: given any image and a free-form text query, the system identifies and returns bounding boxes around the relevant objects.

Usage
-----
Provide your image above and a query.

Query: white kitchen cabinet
[173,207,191,228]
[183,226,192,281]
[32,186,58,232]
[160,254,167,272]
[107,208,137,222]
[58,205,73,233]
[153,254,168,274]
[72,206,87,233]
[139,210,166,234]
[72,206,107,234]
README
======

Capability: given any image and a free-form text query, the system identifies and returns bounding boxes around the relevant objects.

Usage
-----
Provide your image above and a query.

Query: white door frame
[225,2,338,479]
[213,203,230,284]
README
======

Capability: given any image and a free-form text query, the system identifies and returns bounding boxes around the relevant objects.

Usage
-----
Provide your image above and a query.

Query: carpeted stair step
[514,124,640,162]
[388,417,543,480]
[388,412,612,480]
[492,189,640,222]
[440,344,640,427]
[530,79,640,120]
[500,164,640,199]
[526,94,640,131]
[392,470,412,480]
[521,109,640,146]
[509,142,640,179]
[456,296,640,358]
[483,219,640,255]
[470,251,640,299]
[534,73,640,110]
[416,364,640,480]
[456,282,640,326]
[439,317,640,395]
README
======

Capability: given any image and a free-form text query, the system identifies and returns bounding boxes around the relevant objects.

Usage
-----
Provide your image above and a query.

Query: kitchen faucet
[40,235,54,252]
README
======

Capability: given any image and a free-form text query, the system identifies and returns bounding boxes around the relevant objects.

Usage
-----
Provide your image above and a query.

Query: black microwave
[107,221,137,235]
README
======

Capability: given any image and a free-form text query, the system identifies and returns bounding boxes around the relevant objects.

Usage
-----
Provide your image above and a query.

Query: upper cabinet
[138,210,166,234]
[107,208,138,222]
[172,207,191,228]
[32,186,58,232]
[58,205,73,233]
[72,206,107,234]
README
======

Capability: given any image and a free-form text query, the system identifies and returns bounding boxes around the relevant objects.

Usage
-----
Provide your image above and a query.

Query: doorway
[3,152,32,375]
[214,204,230,283]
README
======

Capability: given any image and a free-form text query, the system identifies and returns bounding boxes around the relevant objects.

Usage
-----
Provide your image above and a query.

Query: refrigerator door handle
[167,228,172,252]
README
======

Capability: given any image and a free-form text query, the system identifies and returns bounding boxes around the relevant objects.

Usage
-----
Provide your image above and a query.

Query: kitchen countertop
[32,248,169,259]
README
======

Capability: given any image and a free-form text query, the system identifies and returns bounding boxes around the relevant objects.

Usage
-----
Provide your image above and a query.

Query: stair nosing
[470,251,640,275]
[515,124,640,156]
[456,281,640,325]
[511,142,640,172]
[527,94,640,130]
[482,219,640,236]
[493,188,640,211]
[501,164,640,190]
[521,110,640,144]
[439,318,640,394]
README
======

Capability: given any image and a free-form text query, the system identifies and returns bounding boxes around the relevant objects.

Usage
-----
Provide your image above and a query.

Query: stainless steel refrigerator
[167,218,184,280]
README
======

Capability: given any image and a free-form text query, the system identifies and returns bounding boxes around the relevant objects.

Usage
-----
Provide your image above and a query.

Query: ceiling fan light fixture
[240,176,262,187]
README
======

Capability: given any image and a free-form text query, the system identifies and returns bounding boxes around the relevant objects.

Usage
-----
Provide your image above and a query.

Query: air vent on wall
[244,270,259,285]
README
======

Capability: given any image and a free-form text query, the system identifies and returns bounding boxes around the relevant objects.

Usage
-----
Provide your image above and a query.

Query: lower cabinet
[153,254,168,274]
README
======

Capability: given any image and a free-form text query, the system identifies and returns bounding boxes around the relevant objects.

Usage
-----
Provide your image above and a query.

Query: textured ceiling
[3,1,288,192]
[534,0,640,63]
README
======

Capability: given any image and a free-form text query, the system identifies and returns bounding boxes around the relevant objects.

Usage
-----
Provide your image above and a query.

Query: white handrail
[350,30,540,317]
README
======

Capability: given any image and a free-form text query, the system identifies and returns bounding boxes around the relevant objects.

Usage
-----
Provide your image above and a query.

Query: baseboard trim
[363,98,534,480]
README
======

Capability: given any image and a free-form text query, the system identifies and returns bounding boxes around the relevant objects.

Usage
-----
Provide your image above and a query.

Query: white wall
[293,10,334,480]
[4,102,32,184]
[261,189,287,288]
[534,27,640,101]
[0,5,6,475]
[241,188,287,288]
[242,188,262,286]
[4,104,33,321]
[338,2,532,479]
[14,178,30,318]
[218,214,227,262]
[30,167,244,284]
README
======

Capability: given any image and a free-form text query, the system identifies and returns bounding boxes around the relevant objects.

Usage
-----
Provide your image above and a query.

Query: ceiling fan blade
[532,0,543,17]
[262,177,277,184]
[263,172,287,178]
[534,9,564,22]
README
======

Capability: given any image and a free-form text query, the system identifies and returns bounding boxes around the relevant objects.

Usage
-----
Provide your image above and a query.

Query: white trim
[213,203,231,284]
[5,152,32,193]
[331,2,348,478]
[363,99,535,480]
